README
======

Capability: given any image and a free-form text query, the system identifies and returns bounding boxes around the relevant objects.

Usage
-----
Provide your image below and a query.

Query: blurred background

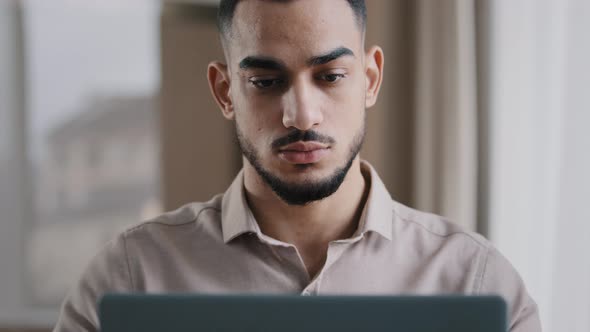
[0,0,588,331]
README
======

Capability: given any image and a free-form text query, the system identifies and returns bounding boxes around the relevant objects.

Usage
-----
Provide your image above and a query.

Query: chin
[267,161,353,205]
[276,162,349,184]
[276,158,335,175]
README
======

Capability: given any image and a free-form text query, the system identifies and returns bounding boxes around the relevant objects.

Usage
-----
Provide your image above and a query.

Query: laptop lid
[100,294,507,332]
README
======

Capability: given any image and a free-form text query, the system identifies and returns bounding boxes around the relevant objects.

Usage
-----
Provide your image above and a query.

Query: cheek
[235,111,276,152]
[233,96,271,130]
[324,72,366,106]
[234,88,283,125]
[322,84,365,123]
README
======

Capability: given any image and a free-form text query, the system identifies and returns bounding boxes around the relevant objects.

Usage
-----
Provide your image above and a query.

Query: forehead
[227,0,362,66]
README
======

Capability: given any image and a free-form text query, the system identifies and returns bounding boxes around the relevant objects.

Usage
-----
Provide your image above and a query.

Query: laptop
[100,294,507,332]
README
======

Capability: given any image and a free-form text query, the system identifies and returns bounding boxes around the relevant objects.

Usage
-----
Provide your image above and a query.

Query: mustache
[271,130,336,150]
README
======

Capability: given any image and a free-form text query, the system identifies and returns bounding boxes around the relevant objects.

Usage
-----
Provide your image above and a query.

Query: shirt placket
[300,234,365,296]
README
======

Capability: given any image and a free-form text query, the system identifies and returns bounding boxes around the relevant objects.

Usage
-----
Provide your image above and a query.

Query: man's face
[224,0,368,205]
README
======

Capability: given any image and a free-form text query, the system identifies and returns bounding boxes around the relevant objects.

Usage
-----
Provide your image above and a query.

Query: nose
[281,79,323,130]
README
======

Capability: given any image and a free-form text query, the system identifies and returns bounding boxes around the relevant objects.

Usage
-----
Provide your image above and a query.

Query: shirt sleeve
[478,246,542,332]
[53,234,133,332]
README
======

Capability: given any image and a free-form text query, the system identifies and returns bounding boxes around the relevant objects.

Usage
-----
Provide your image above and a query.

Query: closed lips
[279,142,329,152]
[277,142,331,164]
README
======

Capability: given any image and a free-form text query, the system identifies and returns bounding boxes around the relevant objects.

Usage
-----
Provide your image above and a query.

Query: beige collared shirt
[54,162,541,331]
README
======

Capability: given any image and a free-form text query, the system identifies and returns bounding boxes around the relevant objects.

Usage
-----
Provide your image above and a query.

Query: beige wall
[160,4,240,210]
[363,0,415,206]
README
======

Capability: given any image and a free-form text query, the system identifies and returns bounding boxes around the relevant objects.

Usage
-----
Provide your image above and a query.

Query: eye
[249,78,284,89]
[319,73,346,83]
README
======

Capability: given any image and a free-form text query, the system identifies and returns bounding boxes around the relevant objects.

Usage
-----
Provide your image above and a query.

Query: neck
[243,157,369,247]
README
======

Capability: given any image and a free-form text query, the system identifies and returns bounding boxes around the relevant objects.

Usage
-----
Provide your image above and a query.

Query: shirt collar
[221,169,260,243]
[221,160,393,243]
[356,161,393,241]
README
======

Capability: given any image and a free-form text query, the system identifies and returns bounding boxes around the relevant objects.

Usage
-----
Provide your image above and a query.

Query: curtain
[486,1,589,331]
[363,0,479,231]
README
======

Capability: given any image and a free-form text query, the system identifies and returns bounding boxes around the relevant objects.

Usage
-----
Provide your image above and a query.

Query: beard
[235,120,366,206]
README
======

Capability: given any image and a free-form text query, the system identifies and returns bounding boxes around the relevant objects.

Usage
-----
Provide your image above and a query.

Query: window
[23,0,162,305]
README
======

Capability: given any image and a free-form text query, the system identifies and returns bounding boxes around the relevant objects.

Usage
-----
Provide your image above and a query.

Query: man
[54,0,541,331]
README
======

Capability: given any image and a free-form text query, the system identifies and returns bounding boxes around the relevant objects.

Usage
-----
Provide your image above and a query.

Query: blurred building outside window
[23,0,162,305]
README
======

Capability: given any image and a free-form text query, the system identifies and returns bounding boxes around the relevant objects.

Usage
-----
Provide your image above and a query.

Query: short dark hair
[217,0,366,38]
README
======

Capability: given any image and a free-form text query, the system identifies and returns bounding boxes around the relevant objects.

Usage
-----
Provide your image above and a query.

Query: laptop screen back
[100,294,507,332]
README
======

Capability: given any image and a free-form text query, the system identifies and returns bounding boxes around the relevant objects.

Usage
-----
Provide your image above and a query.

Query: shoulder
[478,245,541,330]
[391,200,490,250]
[121,193,224,241]
[80,194,225,281]
[55,194,226,331]
[389,201,540,330]
[386,201,493,293]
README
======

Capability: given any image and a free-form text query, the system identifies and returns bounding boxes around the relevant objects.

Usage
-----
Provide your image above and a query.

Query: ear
[207,61,234,120]
[364,45,384,109]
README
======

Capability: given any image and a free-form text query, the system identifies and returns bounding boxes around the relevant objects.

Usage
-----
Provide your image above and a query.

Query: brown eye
[249,78,284,89]
[320,73,345,83]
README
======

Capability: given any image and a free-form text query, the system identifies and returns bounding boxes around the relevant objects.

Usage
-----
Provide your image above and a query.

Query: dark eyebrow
[238,47,355,71]
[307,47,355,66]
[239,56,286,71]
